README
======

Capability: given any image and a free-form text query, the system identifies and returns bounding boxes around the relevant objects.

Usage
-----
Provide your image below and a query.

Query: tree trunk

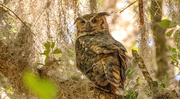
[150,0,168,79]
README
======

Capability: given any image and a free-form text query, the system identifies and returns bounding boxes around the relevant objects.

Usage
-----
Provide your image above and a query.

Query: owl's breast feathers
[75,31,127,93]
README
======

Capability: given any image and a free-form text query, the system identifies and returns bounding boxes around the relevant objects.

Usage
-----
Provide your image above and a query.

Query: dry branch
[109,0,137,15]
[0,3,25,25]
[119,0,137,13]
[139,0,144,25]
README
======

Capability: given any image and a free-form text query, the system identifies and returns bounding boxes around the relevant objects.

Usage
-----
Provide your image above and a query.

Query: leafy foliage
[125,67,139,99]
[157,19,176,28]
[153,75,170,90]
[136,76,142,85]
[125,86,139,99]
[40,40,62,64]
[158,19,180,67]
[23,72,58,99]
[166,30,173,37]
[126,67,137,79]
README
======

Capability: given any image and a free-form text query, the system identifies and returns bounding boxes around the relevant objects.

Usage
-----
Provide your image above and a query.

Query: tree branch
[132,49,179,99]
[0,3,25,25]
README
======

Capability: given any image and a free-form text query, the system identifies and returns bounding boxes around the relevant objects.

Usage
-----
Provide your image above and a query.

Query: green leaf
[45,55,49,63]
[168,46,176,53]
[170,59,178,65]
[157,19,171,28]
[23,72,58,99]
[153,81,158,87]
[126,91,138,99]
[40,53,46,55]
[37,63,44,66]
[135,92,139,98]
[168,46,172,51]
[53,49,62,54]
[126,67,137,79]
[172,54,177,58]
[177,45,180,51]
[51,42,55,49]
[166,55,172,59]
[128,67,137,78]
[168,46,177,53]
[48,36,53,39]
[167,55,176,60]
[59,57,61,60]
[136,77,142,84]
[131,46,138,51]
[44,42,51,50]
[172,48,177,53]
[44,49,50,56]
[126,94,130,99]
[160,83,165,88]
[7,87,14,93]
[157,19,176,28]
[126,69,131,76]
[174,30,180,43]
[166,30,173,37]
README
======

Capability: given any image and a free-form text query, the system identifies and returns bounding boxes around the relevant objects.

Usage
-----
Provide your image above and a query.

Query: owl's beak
[86,22,92,32]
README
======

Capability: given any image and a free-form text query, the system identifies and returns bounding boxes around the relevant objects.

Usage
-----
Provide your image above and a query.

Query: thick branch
[151,0,168,78]
[132,50,159,97]
[132,49,179,99]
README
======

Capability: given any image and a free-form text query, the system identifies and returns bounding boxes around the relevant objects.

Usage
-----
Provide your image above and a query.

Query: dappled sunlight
[0,0,180,98]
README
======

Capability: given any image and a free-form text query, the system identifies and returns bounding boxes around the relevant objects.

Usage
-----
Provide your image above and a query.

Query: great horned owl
[75,12,127,93]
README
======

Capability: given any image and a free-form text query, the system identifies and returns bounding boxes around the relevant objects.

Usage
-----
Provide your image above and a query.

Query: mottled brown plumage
[75,12,127,93]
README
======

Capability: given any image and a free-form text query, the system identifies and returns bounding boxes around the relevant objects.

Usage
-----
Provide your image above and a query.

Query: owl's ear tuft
[74,17,81,24]
[97,12,110,16]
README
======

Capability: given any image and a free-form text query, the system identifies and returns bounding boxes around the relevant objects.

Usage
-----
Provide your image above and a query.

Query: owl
[75,12,127,94]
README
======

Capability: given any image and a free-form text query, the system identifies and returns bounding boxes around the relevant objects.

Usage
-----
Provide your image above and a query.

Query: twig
[119,0,138,13]
[0,3,25,25]
[139,0,144,25]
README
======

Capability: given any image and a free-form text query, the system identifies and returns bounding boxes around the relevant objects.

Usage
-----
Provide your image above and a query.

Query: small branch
[139,0,144,25]
[0,3,25,25]
[119,0,138,13]
[109,0,137,15]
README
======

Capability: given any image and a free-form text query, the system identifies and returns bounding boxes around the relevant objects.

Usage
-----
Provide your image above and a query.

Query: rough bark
[132,49,179,99]
[150,0,168,78]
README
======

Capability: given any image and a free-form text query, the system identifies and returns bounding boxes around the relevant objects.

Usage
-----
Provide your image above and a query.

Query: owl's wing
[90,34,127,89]
[101,53,126,89]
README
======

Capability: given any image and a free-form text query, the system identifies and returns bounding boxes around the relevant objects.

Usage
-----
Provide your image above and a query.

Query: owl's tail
[106,83,116,94]
[95,83,116,94]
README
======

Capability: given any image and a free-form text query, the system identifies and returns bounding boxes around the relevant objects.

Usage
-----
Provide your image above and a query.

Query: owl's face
[75,12,109,36]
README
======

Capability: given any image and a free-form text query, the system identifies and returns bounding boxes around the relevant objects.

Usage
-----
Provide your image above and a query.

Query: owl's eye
[92,19,97,23]
[81,20,85,23]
